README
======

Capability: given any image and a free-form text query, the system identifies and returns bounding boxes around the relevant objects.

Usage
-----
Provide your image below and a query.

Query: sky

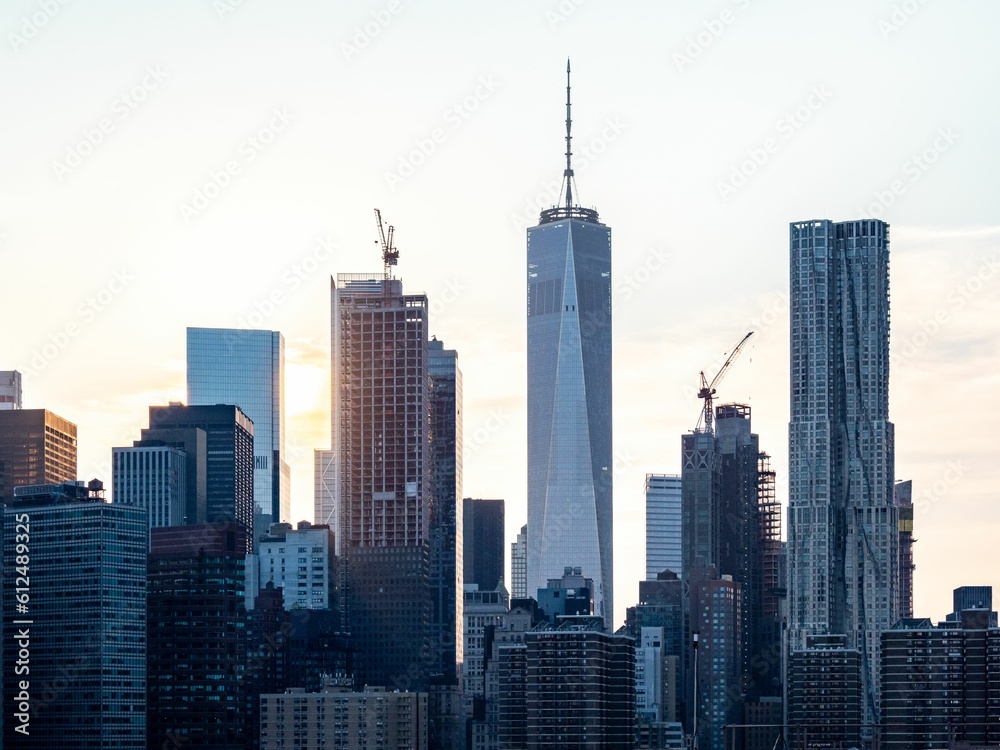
[2,0,998,627]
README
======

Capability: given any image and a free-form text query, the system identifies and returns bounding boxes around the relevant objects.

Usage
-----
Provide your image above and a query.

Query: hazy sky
[3,0,998,626]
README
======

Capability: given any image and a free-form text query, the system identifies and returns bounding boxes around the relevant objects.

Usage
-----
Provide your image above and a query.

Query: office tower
[510,523,527,599]
[536,566,594,624]
[523,618,636,749]
[688,567,742,750]
[788,218,897,722]
[626,571,685,727]
[786,634,862,748]
[2,480,146,748]
[0,408,76,503]
[187,327,289,529]
[464,583,510,749]
[0,370,21,409]
[324,272,432,689]
[429,338,463,686]
[680,429,721,577]
[682,404,769,705]
[635,625,680,725]
[895,479,915,620]
[246,521,337,611]
[464,497,505,591]
[147,523,248,750]
[112,442,190,529]
[645,474,681,580]
[526,62,614,627]
[949,585,997,626]
[881,609,1000,749]
[147,403,254,550]
[114,425,208,527]
[260,682,428,750]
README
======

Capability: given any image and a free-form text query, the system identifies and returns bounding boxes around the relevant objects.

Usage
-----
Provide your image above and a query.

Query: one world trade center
[526,61,613,626]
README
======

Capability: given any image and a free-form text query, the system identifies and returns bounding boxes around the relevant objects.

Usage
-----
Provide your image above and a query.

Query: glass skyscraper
[187,327,289,529]
[3,480,146,748]
[526,62,613,626]
[787,218,896,723]
[645,474,681,580]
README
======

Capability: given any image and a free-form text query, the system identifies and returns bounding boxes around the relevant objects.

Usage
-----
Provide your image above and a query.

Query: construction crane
[696,331,754,434]
[373,208,399,281]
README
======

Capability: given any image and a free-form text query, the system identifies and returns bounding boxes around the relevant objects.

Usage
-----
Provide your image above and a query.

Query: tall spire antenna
[564,58,574,209]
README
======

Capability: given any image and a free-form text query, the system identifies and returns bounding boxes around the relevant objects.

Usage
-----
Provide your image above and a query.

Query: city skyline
[3,1,999,625]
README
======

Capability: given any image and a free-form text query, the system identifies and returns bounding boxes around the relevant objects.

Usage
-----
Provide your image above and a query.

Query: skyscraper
[324,272,432,689]
[147,403,255,550]
[0,408,77,504]
[895,479,915,621]
[464,497,505,591]
[510,523,527,600]
[645,474,681,580]
[0,370,21,409]
[429,338,464,684]
[147,523,248,749]
[526,61,613,626]
[788,218,896,722]
[114,424,208,527]
[187,327,289,530]
[3,480,146,748]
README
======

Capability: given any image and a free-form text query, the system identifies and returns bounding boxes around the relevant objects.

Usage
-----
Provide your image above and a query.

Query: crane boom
[373,208,399,281]
[696,331,754,433]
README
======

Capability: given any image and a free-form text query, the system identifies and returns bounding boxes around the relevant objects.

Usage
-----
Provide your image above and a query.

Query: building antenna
[563,58,574,209]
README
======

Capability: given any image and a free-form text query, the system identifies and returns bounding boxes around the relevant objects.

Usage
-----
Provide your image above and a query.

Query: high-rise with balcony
[787,218,896,723]
[526,61,613,627]
[187,327,288,531]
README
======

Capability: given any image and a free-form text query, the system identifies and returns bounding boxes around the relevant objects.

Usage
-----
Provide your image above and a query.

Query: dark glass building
[429,338,464,750]
[147,523,248,750]
[429,338,463,679]
[2,480,146,748]
[526,63,613,626]
[146,403,254,551]
[187,327,289,531]
[463,497,505,591]
[0,408,77,504]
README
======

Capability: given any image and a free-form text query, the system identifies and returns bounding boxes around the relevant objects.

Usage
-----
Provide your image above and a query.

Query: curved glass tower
[526,61,613,626]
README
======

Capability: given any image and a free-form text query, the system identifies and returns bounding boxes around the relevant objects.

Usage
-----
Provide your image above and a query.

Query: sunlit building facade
[187,327,289,530]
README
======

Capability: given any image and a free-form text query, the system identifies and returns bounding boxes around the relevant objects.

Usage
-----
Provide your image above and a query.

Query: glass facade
[2,482,146,748]
[526,215,613,626]
[463,497,505,591]
[147,403,255,552]
[112,444,187,530]
[645,474,681,580]
[187,327,288,529]
[429,339,464,680]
